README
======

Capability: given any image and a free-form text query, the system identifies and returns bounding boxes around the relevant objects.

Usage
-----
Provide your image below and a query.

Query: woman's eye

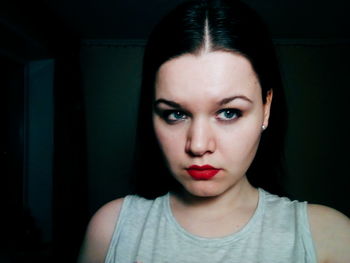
[217,109,242,121]
[163,110,187,123]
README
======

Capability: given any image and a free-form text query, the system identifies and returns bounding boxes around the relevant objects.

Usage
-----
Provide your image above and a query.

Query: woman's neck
[172,177,257,211]
[169,177,259,238]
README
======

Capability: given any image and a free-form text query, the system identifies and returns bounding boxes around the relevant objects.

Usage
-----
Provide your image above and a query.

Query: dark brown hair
[131,0,288,198]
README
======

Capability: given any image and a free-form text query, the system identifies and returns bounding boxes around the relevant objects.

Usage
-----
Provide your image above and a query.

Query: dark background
[1,0,349,262]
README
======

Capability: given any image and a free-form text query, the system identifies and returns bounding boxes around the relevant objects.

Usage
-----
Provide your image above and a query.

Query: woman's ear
[263,89,273,129]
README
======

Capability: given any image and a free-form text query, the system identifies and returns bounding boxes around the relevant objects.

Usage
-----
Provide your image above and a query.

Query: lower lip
[186,169,220,180]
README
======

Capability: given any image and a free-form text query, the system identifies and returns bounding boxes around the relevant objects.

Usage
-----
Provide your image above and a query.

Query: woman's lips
[186,165,221,180]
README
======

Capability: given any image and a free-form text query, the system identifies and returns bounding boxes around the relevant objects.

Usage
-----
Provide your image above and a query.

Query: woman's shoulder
[78,194,165,263]
[307,204,350,263]
[78,197,125,263]
[87,197,126,241]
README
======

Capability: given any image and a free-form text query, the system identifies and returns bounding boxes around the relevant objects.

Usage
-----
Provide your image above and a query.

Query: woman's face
[153,51,272,197]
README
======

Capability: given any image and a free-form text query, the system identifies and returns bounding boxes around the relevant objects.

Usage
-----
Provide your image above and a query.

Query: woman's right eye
[163,110,187,123]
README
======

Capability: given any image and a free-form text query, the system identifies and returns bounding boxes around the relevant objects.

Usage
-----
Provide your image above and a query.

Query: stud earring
[262,125,266,131]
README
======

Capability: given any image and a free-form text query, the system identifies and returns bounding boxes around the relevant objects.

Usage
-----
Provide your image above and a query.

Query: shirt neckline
[163,188,265,247]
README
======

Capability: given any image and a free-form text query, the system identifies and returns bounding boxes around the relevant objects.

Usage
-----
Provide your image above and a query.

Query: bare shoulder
[78,198,125,263]
[308,204,350,263]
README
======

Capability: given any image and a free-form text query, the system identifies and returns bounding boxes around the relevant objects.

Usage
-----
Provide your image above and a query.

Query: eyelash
[160,110,187,123]
[216,109,242,121]
[160,109,242,124]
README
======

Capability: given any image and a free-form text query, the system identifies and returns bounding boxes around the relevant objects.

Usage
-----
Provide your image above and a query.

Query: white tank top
[105,188,317,263]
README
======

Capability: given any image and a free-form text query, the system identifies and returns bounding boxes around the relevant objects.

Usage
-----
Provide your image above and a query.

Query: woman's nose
[185,118,216,157]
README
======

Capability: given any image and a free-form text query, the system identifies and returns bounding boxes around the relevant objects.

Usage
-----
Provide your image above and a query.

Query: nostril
[185,120,215,156]
[185,139,214,157]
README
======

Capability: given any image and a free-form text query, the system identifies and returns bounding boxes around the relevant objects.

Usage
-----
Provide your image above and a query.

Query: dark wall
[1,1,87,262]
[277,43,350,215]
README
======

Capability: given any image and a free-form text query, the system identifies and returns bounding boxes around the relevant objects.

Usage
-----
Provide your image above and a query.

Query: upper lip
[187,165,220,170]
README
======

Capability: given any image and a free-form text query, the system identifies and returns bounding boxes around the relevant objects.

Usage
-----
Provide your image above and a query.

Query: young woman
[79,0,350,262]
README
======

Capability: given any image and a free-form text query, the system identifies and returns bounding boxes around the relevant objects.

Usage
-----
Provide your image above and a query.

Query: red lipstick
[186,165,221,180]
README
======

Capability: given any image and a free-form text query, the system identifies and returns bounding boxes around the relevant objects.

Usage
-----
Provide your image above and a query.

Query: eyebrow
[154,95,252,108]
[219,95,253,105]
[154,99,182,108]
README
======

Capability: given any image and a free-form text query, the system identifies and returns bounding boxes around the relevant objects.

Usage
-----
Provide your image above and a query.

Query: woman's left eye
[161,110,188,123]
[168,111,186,121]
[217,109,242,121]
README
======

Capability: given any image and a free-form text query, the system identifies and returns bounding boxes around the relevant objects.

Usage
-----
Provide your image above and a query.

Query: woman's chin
[182,181,226,198]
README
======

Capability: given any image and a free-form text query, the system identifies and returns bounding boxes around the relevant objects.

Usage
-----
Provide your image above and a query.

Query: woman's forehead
[155,51,261,100]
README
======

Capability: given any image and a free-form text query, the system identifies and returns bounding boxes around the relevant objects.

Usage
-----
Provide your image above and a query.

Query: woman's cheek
[220,122,261,161]
[154,124,184,161]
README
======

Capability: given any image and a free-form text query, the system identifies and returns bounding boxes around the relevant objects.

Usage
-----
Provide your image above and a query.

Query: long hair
[131,0,288,198]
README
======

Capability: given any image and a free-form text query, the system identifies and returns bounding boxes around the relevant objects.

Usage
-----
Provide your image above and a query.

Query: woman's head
[153,51,273,197]
[132,0,287,198]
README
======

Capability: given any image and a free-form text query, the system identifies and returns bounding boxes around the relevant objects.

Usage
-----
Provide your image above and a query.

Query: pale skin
[78,51,350,263]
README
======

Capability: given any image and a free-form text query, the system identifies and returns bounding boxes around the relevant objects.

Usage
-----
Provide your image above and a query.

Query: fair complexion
[153,51,271,199]
[78,51,350,263]
[153,51,271,237]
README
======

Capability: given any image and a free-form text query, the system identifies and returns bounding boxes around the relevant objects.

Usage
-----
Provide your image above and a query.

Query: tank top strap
[296,201,318,263]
